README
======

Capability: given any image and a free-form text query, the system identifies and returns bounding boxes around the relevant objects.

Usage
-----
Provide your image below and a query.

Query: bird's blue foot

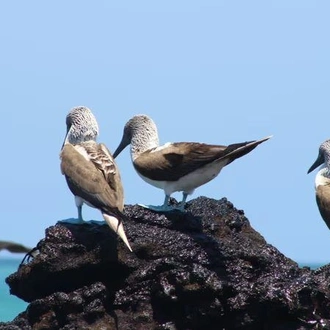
[87,220,106,225]
[57,218,106,225]
[57,218,85,225]
[176,203,186,212]
[138,203,182,213]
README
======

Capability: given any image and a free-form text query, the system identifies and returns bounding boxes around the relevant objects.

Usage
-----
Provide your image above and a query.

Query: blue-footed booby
[60,106,132,251]
[113,114,272,212]
[308,139,330,230]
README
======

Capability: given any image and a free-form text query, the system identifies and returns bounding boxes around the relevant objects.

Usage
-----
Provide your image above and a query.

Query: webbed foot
[57,218,106,225]
[176,202,186,212]
[138,203,182,213]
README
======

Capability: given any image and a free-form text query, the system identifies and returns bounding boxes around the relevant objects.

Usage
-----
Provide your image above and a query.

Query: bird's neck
[130,129,159,161]
[68,123,98,145]
[70,134,97,145]
[315,165,330,188]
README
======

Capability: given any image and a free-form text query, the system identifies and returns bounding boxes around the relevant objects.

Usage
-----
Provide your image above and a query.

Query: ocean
[0,258,28,322]
[0,258,326,322]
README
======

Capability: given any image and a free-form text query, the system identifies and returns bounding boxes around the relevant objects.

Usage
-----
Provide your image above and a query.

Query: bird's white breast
[315,168,330,188]
[136,159,228,195]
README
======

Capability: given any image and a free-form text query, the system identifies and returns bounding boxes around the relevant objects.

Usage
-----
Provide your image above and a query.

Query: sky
[0,0,329,264]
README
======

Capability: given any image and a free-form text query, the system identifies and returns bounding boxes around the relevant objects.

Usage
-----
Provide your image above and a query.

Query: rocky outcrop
[1,197,330,329]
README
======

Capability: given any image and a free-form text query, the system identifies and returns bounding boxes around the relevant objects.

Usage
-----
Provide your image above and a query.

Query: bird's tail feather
[102,213,133,252]
[223,135,272,165]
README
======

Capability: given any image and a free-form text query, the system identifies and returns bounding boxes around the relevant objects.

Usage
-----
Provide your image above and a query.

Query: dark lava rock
[1,197,330,329]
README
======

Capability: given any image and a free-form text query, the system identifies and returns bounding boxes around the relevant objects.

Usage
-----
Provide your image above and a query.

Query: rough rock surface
[1,197,330,330]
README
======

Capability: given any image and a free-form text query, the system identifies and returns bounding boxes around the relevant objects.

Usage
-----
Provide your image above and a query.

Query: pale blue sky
[1,1,329,263]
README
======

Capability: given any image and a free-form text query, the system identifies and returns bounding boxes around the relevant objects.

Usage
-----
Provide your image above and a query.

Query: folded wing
[60,142,124,214]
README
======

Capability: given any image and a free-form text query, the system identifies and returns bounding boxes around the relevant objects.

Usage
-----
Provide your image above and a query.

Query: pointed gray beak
[61,126,70,150]
[307,153,324,174]
[113,135,130,158]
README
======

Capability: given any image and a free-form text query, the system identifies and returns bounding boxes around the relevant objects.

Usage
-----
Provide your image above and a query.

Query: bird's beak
[308,153,324,174]
[61,126,70,150]
[113,135,130,158]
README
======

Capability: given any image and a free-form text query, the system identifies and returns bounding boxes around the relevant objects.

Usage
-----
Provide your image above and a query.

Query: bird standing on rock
[113,114,271,212]
[308,139,330,230]
[60,106,132,251]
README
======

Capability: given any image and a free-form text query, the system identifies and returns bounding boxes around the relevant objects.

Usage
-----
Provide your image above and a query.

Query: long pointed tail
[102,213,133,252]
[223,135,272,165]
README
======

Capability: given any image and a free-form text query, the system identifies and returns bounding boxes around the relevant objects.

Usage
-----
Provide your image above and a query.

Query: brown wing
[133,141,258,181]
[0,240,31,253]
[60,143,124,213]
[82,142,123,193]
[316,185,330,230]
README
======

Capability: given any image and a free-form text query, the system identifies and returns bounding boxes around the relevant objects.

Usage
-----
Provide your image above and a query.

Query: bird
[0,240,32,254]
[60,106,132,251]
[307,139,330,230]
[113,114,272,212]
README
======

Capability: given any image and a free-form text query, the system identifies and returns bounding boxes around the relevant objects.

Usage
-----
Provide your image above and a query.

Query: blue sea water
[0,258,28,322]
[0,258,327,322]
